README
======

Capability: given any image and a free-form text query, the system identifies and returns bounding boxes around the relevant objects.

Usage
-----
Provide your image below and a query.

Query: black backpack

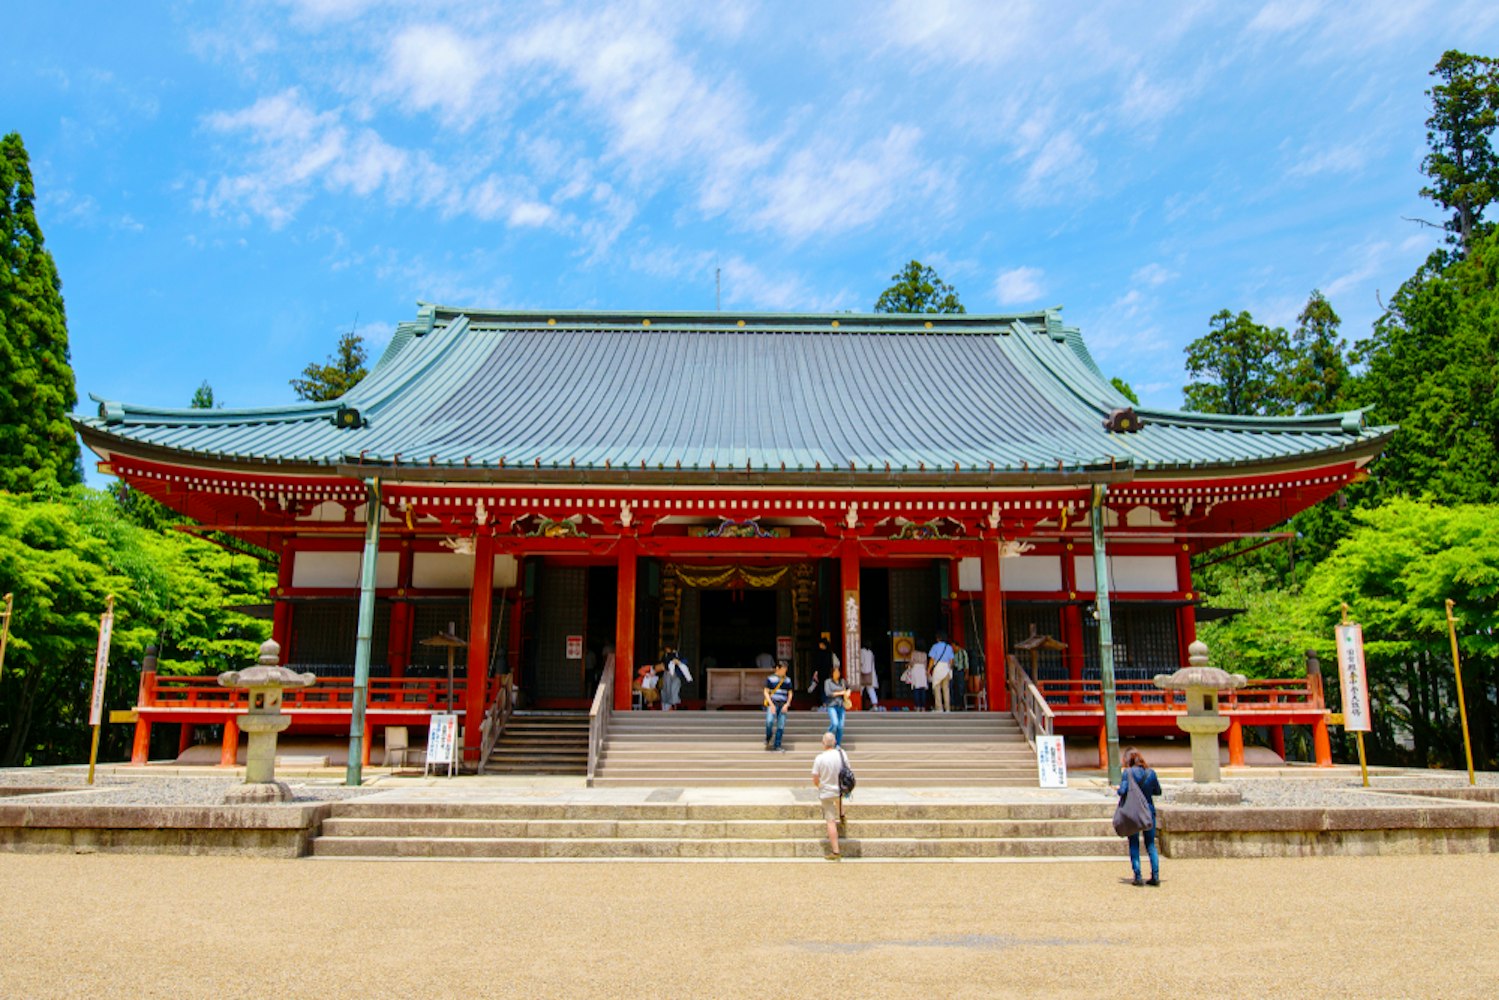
[837,748,856,797]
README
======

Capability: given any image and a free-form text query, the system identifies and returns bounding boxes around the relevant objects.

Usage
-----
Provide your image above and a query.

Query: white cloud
[1131,263,1176,287]
[1245,0,1320,34]
[1285,142,1367,178]
[383,23,491,126]
[994,266,1044,306]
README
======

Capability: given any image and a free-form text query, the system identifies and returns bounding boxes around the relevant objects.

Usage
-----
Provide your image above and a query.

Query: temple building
[74,306,1391,773]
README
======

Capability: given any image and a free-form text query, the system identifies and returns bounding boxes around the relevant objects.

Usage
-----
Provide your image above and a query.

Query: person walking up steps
[823,666,850,746]
[811,732,845,860]
[928,632,955,712]
[764,660,793,751]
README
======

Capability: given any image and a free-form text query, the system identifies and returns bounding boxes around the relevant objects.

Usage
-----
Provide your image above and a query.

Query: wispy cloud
[994,266,1044,306]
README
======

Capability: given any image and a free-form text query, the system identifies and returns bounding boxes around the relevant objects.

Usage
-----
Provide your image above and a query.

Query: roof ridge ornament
[1103,407,1141,433]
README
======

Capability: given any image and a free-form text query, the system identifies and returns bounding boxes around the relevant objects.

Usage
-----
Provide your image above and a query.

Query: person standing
[659,647,691,711]
[1118,747,1162,886]
[948,644,966,712]
[904,648,930,711]
[823,666,850,746]
[811,732,845,860]
[928,632,955,713]
[763,659,793,751]
[859,643,879,710]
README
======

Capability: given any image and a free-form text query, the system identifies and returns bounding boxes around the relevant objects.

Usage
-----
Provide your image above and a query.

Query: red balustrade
[1035,676,1323,715]
[142,674,499,713]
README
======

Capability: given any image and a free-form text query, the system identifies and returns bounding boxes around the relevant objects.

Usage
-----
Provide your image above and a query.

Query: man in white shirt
[859,644,878,710]
[928,632,955,713]
[810,732,844,860]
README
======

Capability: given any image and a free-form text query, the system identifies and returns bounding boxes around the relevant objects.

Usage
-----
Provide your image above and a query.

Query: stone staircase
[593,711,1036,786]
[481,712,589,776]
[310,799,1121,860]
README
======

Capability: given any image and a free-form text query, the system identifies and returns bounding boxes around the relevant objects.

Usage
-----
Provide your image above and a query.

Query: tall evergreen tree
[1182,309,1293,416]
[1286,290,1351,414]
[0,132,80,491]
[1421,51,1499,255]
[290,329,368,401]
[873,261,966,314]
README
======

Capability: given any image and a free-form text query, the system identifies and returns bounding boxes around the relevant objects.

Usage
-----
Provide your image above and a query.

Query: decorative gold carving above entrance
[886,516,964,540]
[515,513,589,538]
[691,517,787,538]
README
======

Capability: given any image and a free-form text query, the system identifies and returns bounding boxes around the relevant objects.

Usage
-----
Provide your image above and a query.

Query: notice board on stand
[425,713,459,777]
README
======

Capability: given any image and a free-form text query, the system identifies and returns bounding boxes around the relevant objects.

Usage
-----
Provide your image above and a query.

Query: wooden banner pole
[0,592,13,685]
[1444,599,1476,786]
[87,595,116,786]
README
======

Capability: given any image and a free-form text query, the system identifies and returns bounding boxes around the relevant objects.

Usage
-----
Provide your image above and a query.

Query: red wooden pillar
[271,539,295,659]
[1098,722,1109,769]
[1061,544,1084,705]
[980,539,1008,712]
[840,538,861,711]
[614,535,638,711]
[388,542,414,678]
[464,533,496,763]
[219,715,239,767]
[130,719,151,765]
[1270,724,1286,760]
[1176,543,1197,656]
[1227,717,1245,767]
[1312,717,1333,767]
[178,722,194,758]
[362,716,373,768]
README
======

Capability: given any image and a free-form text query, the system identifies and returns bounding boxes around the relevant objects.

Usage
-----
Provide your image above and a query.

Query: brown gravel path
[1,853,1495,998]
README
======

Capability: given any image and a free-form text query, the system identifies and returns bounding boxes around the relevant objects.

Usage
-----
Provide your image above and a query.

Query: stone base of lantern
[1172,782,1242,806]
[223,780,294,805]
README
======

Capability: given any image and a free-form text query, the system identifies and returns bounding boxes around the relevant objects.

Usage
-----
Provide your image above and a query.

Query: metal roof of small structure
[75,305,1392,485]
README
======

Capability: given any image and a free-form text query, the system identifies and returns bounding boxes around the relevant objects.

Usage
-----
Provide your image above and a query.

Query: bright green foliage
[1182,309,1293,416]
[1353,227,1499,504]
[1421,51,1499,253]
[1286,290,1351,414]
[1195,563,1320,680]
[290,329,369,401]
[1300,500,1499,768]
[0,489,270,765]
[190,381,217,409]
[873,261,966,314]
[0,132,81,491]
[1109,377,1140,405]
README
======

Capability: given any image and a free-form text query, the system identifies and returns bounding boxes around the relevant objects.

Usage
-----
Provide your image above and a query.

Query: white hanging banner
[1036,734,1068,788]
[88,602,115,727]
[1334,623,1371,732]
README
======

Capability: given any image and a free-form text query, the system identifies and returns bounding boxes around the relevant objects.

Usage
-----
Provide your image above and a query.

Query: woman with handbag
[823,666,851,746]
[1115,747,1162,886]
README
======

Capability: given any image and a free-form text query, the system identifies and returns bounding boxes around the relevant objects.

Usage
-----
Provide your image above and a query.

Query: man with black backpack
[811,732,852,860]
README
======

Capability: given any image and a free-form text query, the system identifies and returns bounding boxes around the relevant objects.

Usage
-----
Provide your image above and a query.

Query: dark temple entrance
[696,589,778,672]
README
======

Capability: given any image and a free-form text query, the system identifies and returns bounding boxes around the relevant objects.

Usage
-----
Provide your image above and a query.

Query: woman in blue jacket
[1118,747,1162,886]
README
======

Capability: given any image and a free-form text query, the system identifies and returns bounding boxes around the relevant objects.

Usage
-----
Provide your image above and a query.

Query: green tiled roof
[75,306,1392,483]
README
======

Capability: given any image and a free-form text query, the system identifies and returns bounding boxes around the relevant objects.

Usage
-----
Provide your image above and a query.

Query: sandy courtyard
[1,853,1495,999]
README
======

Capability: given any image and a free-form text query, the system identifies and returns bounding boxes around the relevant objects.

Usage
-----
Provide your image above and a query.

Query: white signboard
[1335,624,1372,732]
[88,606,115,727]
[1036,734,1068,788]
[425,713,459,775]
[776,635,794,662]
[565,635,584,660]
[843,591,860,690]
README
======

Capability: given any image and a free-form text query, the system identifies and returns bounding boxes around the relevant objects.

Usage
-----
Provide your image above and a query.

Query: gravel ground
[0,853,1494,998]
[0,776,375,805]
[1158,779,1430,809]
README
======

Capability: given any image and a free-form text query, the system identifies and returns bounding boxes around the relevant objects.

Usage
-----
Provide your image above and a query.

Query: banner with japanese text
[1334,623,1371,732]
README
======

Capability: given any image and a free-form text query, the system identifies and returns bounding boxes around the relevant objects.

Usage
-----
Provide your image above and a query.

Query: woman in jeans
[1118,746,1162,886]
[823,666,850,747]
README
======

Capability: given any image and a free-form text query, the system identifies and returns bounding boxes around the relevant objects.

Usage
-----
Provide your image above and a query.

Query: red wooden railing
[1035,676,1324,714]
[142,674,500,713]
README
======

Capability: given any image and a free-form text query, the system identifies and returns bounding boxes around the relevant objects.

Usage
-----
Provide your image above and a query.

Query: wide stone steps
[310,801,1121,860]
[594,711,1036,787]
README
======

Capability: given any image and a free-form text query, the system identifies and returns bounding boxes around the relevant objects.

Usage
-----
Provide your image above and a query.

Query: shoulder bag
[1112,769,1153,837]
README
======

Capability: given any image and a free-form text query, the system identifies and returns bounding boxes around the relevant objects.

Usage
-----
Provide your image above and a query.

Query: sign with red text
[565,635,583,660]
[1036,735,1068,788]
[776,635,794,662]
[1334,624,1371,732]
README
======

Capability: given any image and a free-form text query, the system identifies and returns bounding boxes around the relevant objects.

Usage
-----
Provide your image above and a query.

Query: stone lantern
[217,640,317,804]
[1153,640,1245,805]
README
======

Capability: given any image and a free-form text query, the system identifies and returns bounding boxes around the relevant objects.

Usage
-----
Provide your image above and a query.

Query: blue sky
[8,0,1498,483]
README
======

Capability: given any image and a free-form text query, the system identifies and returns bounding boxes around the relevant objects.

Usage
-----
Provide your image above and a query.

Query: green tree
[1109,377,1140,405]
[1285,290,1351,414]
[290,329,368,401]
[1352,227,1499,503]
[1421,50,1499,255]
[0,132,80,491]
[873,261,966,314]
[1182,309,1293,416]
[190,380,218,409]
[0,488,270,765]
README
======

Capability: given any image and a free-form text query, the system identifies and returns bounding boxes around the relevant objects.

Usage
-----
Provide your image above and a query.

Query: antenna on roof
[715,265,721,311]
